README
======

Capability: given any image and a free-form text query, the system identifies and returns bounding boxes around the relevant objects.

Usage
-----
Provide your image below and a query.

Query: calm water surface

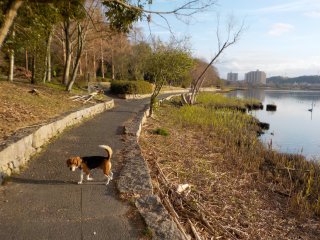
[228,89,320,160]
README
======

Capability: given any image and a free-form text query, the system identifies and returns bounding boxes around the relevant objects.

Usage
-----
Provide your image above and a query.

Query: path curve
[0,97,156,240]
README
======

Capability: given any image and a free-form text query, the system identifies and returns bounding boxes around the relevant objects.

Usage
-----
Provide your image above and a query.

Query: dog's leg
[86,174,93,181]
[78,171,84,184]
[103,161,112,185]
[83,165,93,181]
[104,174,112,185]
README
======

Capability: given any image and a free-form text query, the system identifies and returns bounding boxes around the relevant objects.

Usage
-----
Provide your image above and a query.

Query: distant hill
[267,76,320,85]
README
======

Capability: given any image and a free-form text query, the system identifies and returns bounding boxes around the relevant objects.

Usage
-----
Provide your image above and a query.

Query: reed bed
[196,93,262,111]
[139,93,320,239]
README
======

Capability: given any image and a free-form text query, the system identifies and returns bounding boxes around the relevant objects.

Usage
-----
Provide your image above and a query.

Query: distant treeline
[267,76,320,85]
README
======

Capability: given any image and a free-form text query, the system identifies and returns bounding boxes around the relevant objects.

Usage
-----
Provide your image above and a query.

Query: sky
[137,0,320,80]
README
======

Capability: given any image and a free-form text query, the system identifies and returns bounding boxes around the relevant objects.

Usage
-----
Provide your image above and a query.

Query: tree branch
[104,0,216,15]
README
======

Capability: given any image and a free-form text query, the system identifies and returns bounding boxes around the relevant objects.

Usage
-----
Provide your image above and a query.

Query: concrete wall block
[0,164,8,172]
[32,125,52,149]
[8,162,14,170]
[12,159,20,169]
[107,100,114,109]
[4,168,12,176]
[97,103,105,113]
[0,144,16,167]
[12,135,35,164]
[105,101,113,109]
[66,112,77,125]
[52,118,67,134]
[21,134,35,159]
[14,139,26,161]
[44,123,56,139]
[74,110,82,120]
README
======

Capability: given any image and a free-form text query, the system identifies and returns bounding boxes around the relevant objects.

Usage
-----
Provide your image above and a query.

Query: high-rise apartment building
[227,72,238,81]
[245,70,266,85]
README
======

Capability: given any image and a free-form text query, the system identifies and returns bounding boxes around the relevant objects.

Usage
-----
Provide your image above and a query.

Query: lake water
[227,89,320,160]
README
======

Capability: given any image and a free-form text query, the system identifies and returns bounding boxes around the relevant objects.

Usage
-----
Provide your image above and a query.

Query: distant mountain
[267,76,320,85]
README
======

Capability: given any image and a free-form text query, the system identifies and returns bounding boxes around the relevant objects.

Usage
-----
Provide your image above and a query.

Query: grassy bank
[0,81,108,143]
[139,93,320,239]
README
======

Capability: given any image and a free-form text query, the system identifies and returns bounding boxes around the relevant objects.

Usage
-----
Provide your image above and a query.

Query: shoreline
[139,93,320,239]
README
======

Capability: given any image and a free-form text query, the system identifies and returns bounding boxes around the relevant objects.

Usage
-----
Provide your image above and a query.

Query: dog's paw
[87,177,93,181]
[77,181,83,185]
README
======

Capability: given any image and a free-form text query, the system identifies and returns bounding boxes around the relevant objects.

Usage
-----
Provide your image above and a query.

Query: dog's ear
[75,157,82,166]
[66,158,71,166]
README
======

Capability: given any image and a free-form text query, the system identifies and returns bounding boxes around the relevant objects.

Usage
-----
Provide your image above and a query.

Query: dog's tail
[99,145,113,160]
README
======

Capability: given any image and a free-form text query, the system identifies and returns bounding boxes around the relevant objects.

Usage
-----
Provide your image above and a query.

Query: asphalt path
[0,97,158,240]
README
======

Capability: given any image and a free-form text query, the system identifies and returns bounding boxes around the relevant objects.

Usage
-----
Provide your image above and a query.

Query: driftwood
[188,219,202,240]
[153,160,240,240]
[154,183,189,240]
[69,91,98,103]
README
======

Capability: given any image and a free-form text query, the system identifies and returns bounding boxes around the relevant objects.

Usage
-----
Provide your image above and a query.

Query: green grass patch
[197,92,261,111]
[153,128,169,136]
[110,80,153,94]
[143,227,153,239]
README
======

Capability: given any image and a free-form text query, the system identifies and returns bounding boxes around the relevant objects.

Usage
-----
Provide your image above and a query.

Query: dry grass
[139,99,320,239]
[0,81,107,143]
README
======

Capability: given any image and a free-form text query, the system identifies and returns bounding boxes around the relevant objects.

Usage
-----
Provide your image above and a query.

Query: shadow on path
[9,177,75,185]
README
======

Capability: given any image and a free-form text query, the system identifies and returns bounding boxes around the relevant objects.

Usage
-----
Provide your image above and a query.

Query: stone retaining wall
[0,100,114,184]
[118,89,189,99]
[119,94,187,240]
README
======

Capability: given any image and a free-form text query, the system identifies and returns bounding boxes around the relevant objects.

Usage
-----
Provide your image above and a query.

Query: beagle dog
[66,145,113,185]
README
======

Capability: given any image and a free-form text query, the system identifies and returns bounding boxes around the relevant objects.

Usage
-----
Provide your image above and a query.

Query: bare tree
[66,0,101,91]
[183,15,245,105]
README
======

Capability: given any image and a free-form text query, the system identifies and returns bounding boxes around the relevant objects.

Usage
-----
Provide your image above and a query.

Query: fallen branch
[69,91,98,103]
[28,88,40,95]
[188,219,202,240]
[153,160,239,240]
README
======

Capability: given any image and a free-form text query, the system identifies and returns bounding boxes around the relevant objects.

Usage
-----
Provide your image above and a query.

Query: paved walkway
[0,98,152,240]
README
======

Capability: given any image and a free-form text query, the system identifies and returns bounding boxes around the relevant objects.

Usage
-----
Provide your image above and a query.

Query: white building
[245,70,266,85]
[227,72,238,81]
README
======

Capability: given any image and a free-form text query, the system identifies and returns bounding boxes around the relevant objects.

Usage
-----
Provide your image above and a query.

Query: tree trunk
[100,39,104,79]
[42,54,48,83]
[93,52,96,80]
[85,50,88,81]
[187,43,227,105]
[46,29,53,82]
[8,48,14,82]
[0,0,23,49]
[63,54,72,85]
[62,29,66,64]
[62,19,72,86]
[31,53,36,84]
[79,59,82,75]
[111,49,115,80]
[67,23,84,92]
[149,78,164,117]
[25,49,28,72]
[8,27,15,82]
[85,50,88,71]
